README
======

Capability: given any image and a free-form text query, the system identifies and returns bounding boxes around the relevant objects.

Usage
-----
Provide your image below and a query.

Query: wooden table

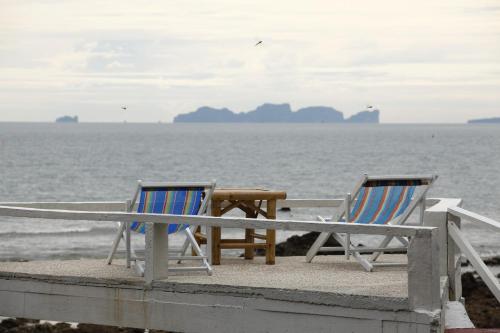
[206,188,287,265]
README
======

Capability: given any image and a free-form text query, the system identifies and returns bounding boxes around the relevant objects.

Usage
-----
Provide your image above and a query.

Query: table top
[212,188,287,201]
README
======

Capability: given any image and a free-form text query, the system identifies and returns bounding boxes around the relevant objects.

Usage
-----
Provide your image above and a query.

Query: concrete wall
[0,276,440,333]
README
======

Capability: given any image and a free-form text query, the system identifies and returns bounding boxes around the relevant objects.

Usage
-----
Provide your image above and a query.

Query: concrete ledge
[0,256,411,311]
[0,256,444,333]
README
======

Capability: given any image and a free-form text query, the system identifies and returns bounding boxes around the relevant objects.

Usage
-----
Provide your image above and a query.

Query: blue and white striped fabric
[130,186,204,234]
[346,184,416,225]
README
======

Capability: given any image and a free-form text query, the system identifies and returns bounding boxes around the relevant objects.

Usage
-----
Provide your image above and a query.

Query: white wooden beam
[448,206,500,233]
[448,221,500,302]
[0,201,127,211]
[0,205,432,237]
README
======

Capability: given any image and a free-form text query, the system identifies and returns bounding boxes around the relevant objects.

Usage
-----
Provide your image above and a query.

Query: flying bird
[366,105,373,109]
[121,106,127,111]
[255,41,263,46]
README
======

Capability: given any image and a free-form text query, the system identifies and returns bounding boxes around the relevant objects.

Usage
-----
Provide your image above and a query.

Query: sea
[0,122,499,261]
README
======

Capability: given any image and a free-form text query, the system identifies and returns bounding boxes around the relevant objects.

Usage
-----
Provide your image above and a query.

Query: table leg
[211,200,222,265]
[266,199,276,265]
[244,206,255,259]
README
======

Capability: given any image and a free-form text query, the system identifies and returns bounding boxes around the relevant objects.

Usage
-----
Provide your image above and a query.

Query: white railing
[0,200,441,313]
[447,206,500,302]
[0,199,345,212]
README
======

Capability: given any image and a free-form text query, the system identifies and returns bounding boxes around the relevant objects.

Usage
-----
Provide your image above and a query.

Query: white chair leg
[330,232,373,272]
[184,228,213,275]
[370,235,394,262]
[396,236,409,246]
[107,222,126,265]
[305,231,331,263]
[370,235,408,263]
[306,216,332,263]
[126,222,131,268]
[178,226,195,262]
[345,233,351,260]
[133,260,145,277]
[370,235,409,263]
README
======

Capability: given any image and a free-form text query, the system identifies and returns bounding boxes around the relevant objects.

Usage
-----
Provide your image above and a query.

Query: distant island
[56,115,79,123]
[173,103,379,123]
[468,117,500,124]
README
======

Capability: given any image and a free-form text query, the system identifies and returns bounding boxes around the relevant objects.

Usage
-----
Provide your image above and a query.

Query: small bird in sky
[367,105,373,109]
[255,40,263,46]
[121,106,127,111]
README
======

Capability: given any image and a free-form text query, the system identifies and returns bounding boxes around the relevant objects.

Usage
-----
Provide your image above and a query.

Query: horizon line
[0,120,494,125]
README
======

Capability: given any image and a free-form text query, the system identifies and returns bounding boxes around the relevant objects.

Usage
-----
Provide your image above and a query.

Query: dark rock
[0,319,39,330]
[0,319,21,330]
[11,323,54,333]
[483,257,500,266]
[250,231,343,257]
[274,232,343,256]
[76,324,171,333]
[0,320,173,333]
[462,256,500,267]
[76,324,145,333]
[51,323,72,333]
[461,272,500,328]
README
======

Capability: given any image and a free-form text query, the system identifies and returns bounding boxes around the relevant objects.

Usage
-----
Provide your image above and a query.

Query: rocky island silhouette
[174,103,379,123]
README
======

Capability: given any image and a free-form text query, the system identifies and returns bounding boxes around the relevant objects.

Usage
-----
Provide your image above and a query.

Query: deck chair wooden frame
[305,174,437,272]
[107,180,216,276]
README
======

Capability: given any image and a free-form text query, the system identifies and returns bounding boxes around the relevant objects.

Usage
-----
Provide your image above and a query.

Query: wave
[0,226,118,237]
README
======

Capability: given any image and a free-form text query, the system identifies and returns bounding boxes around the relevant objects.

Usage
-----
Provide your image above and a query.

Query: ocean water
[0,122,499,260]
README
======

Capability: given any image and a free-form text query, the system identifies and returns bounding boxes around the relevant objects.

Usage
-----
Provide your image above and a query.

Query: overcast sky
[1,0,499,123]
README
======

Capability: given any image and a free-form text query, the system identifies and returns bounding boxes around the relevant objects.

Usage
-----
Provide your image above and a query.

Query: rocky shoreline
[461,272,500,328]
[1,232,499,330]
[0,320,171,333]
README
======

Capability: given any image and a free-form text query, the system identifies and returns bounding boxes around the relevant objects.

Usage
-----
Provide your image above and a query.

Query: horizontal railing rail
[0,202,441,312]
[0,199,344,212]
[0,201,127,211]
[447,206,500,302]
[448,206,500,233]
[0,205,430,237]
[0,197,439,211]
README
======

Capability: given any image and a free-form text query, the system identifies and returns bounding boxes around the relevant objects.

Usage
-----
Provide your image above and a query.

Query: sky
[1,0,499,123]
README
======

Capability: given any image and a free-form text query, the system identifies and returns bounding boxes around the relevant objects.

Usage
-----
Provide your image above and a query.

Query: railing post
[447,213,462,301]
[125,200,132,269]
[144,222,169,284]
[423,205,449,277]
[424,199,463,302]
[408,228,441,312]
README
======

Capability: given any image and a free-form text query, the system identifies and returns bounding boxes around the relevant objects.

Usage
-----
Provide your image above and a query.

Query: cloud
[0,0,499,122]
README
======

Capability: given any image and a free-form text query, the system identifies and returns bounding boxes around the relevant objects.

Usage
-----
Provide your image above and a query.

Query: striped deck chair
[107,180,216,276]
[305,175,437,272]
